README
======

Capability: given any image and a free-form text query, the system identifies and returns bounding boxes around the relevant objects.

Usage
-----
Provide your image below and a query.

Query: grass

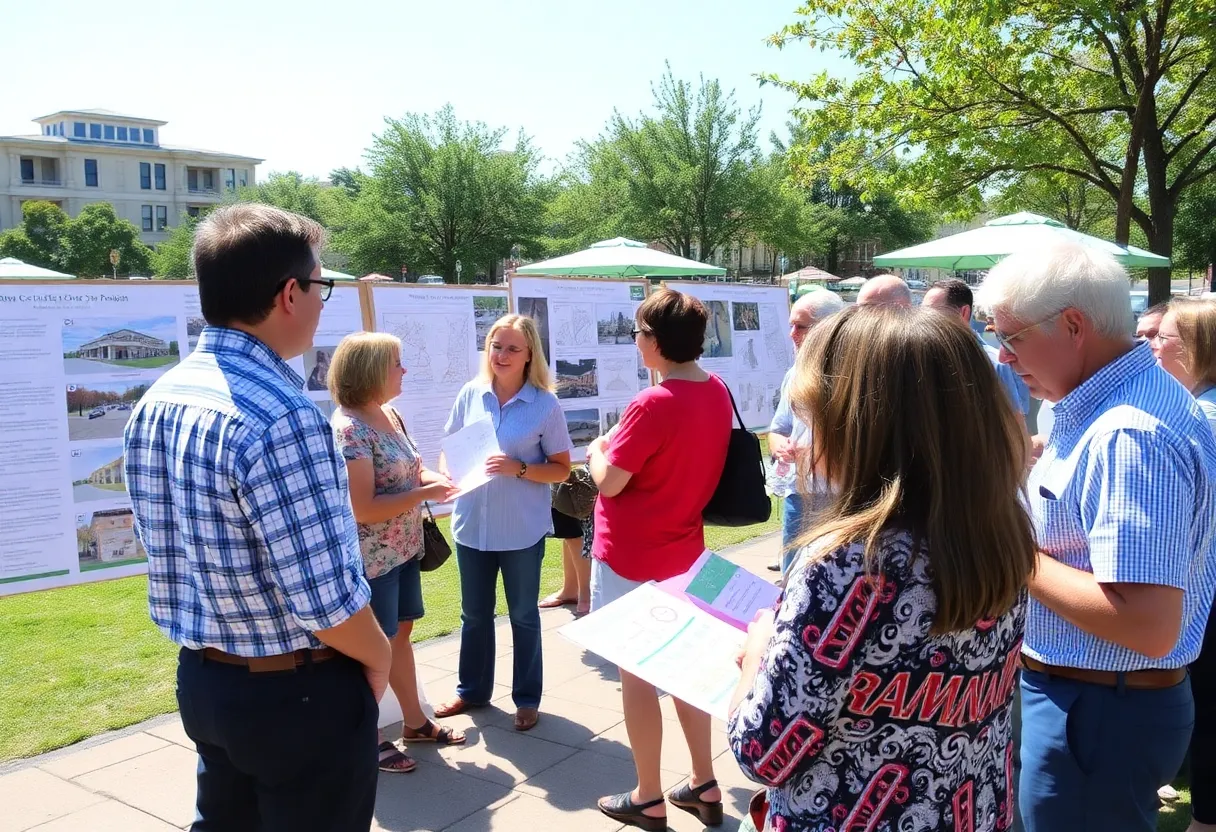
[0,502,780,762]
[94,356,177,369]
[1158,782,1193,832]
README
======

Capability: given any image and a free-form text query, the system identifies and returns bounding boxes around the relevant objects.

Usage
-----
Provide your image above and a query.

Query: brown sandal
[432,696,486,718]
[402,719,467,745]
[377,740,417,773]
[514,707,539,732]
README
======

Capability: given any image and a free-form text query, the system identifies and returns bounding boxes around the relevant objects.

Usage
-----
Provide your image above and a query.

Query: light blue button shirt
[444,380,572,552]
[979,333,1031,416]
[1025,342,1216,670]
[769,366,807,444]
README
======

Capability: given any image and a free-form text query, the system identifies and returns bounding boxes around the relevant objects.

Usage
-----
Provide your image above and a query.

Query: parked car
[417,275,445,285]
[88,409,105,419]
[906,278,928,290]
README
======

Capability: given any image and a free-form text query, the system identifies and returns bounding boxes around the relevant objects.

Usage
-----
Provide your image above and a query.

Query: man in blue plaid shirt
[123,204,391,832]
[977,243,1216,832]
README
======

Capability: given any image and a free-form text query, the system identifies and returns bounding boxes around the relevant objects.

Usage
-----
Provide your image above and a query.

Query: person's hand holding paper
[440,416,501,497]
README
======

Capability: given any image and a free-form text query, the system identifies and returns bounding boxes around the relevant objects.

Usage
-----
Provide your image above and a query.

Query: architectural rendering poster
[661,282,793,431]
[508,277,650,462]
[369,284,510,510]
[0,282,367,597]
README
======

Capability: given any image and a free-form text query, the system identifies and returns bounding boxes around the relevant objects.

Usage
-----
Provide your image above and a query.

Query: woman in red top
[587,288,732,830]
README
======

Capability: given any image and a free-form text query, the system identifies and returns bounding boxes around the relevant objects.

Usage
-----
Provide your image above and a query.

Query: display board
[508,276,651,462]
[662,282,793,432]
[0,281,368,598]
[367,284,510,496]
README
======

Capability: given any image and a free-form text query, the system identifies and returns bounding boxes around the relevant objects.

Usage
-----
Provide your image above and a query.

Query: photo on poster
[62,316,180,375]
[565,408,600,447]
[70,443,127,503]
[630,285,646,301]
[554,303,597,348]
[704,301,732,358]
[602,406,623,434]
[474,295,509,350]
[516,297,551,365]
[187,317,207,352]
[555,358,598,400]
[76,506,146,572]
[66,380,148,441]
[596,304,635,345]
[598,355,638,395]
[637,353,650,384]
[304,345,337,392]
[732,302,760,331]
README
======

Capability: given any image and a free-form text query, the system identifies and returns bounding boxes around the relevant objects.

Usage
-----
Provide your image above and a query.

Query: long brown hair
[789,305,1035,634]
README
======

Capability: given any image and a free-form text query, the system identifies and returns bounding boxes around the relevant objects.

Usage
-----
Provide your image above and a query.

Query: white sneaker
[1158,784,1179,802]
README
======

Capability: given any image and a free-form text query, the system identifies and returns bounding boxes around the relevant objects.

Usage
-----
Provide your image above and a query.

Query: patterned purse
[388,408,453,573]
[551,464,598,520]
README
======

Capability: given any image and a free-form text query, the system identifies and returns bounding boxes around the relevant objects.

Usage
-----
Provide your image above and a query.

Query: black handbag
[702,377,773,527]
[389,408,453,572]
[551,464,598,520]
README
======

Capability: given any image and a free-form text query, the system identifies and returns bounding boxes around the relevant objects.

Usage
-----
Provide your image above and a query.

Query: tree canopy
[0,201,150,277]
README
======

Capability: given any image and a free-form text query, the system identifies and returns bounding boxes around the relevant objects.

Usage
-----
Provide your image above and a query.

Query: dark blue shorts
[367,559,424,638]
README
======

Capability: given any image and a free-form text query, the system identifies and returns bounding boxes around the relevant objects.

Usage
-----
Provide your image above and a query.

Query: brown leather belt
[1021,655,1186,690]
[201,647,337,673]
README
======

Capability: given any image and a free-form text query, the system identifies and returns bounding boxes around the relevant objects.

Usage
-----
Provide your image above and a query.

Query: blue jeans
[780,492,804,574]
[175,648,378,832]
[455,539,545,709]
[1019,669,1193,831]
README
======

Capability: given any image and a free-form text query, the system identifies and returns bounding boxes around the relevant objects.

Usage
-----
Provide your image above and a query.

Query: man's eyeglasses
[277,276,335,302]
[993,312,1062,356]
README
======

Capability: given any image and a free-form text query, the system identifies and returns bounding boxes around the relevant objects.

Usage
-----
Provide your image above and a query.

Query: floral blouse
[331,407,423,579]
[728,529,1025,832]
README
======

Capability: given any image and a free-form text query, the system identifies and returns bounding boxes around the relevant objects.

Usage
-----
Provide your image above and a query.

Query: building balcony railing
[187,186,221,195]
[21,178,63,187]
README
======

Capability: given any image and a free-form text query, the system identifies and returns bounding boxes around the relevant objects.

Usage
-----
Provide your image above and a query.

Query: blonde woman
[433,314,572,732]
[328,333,464,774]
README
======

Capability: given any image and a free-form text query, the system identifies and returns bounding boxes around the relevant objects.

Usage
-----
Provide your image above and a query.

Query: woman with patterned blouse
[329,333,464,774]
[728,305,1036,832]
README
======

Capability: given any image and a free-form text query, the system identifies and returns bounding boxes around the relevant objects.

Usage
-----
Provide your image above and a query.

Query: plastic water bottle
[768,458,796,498]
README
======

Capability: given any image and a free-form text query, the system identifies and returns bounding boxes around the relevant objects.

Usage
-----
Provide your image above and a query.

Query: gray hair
[975,242,1131,338]
[793,290,846,322]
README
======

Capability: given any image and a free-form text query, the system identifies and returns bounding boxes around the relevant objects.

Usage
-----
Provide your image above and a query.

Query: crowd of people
[120,201,1216,832]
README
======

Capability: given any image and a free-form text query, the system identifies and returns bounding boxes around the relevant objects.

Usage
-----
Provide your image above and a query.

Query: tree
[61,203,151,277]
[0,201,70,269]
[766,0,1216,302]
[539,144,633,255]
[343,105,547,280]
[1174,179,1216,282]
[234,171,336,225]
[150,215,199,278]
[329,167,364,197]
[991,172,1117,234]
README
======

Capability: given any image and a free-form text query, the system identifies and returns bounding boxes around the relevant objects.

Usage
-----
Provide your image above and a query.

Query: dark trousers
[1019,669,1193,832]
[176,647,379,832]
[455,539,545,709]
[1190,606,1216,822]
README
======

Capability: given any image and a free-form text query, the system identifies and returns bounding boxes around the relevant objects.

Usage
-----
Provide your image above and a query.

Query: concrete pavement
[0,535,781,832]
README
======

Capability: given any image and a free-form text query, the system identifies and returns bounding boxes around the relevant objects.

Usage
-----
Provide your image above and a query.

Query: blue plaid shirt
[123,327,371,656]
[1025,341,1216,670]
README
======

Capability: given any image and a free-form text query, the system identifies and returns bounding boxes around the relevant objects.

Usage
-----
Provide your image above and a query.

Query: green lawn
[95,356,177,369]
[0,503,781,761]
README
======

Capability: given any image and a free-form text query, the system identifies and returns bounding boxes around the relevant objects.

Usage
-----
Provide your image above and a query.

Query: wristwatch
[516,462,528,479]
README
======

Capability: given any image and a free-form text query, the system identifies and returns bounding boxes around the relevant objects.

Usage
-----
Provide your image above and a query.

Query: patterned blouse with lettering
[728,529,1025,832]
[331,408,423,579]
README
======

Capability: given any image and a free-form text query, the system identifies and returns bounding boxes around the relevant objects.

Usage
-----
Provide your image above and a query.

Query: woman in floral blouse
[329,333,464,774]
[729,305,1036,831]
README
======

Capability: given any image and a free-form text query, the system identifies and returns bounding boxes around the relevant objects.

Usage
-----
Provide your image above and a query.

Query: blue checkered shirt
[123,327,371,656]
[1025,341,1216,670]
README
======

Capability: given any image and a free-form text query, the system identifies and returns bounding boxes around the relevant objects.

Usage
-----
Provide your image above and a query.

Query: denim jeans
[779,493,804,574]
[455,538,545,709]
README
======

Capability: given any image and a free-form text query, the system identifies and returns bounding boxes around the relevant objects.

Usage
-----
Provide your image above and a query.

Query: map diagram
[761,304,792,369]
[383,312,471,393]
[554,303,597,348]
[736,336,760,371]
[598,356,637,395]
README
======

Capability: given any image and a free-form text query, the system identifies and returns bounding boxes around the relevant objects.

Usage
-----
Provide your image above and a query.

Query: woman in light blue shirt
[432,314,572,733]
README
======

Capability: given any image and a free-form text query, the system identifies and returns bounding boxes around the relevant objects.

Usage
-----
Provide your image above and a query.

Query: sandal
[514,707,539,732]
[538,593,576,609]
[668,779,724,826]
[377,740,417,773]
[402,719,466,746]
[598,792,668,831]
[433,696,486,718]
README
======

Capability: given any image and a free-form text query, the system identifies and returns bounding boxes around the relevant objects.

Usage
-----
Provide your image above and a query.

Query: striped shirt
[1025,341,1216,670]
[123,327,370,656]
[445,380,572,551]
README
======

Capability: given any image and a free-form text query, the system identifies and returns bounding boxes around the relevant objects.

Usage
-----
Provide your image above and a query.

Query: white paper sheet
[440,415,500,496]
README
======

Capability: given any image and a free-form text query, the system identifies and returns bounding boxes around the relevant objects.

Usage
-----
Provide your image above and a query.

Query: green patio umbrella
[514,237,725,277]
[873,212,1170,270]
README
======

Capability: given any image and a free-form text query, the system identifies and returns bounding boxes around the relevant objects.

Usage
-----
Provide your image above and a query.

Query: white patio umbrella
[0,257,75,279]
[514,237,725,277]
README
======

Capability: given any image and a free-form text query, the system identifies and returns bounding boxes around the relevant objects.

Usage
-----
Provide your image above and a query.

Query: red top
[593,375,732,582]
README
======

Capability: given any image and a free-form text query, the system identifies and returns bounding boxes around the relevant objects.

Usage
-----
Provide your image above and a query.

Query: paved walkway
[1,536,780,832]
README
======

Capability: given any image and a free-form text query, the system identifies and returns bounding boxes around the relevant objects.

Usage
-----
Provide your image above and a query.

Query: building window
[59,122,65,136]
[73,122,86,138]
[104,125,115,140]
[84,159,98,187]
[141,205,154,232]
[89,124,101,139]
[154,163,166,190]
[187,207,201,218]
[187,169,198,191]
[156,206,168,231]
[139,162,151,190]
[238,169,248,187]
[224,169,236,191]
[20,158,34,183]
[130,128,141,143]
[202,170,214,191]
[117,126,128,141]
[143,129,154,144]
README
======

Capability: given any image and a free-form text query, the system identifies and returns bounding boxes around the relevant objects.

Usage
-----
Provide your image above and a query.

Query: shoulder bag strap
[386,406,439,522]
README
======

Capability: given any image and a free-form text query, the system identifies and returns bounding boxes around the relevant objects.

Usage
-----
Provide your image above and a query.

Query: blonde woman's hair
[789,304,1035,634]
[327,332,401,407]
[480,314,553,391]
[1168,297,1216,387]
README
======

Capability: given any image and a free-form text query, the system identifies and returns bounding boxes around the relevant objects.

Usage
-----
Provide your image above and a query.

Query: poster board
[661,282,793,432]
[507,276,651,462]
[366,283,510,512]
[0,280,368,598]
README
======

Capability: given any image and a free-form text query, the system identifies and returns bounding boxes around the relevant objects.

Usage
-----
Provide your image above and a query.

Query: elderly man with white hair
[767,289,846,574]
[856,273,913,308]
[977,242,1216,832]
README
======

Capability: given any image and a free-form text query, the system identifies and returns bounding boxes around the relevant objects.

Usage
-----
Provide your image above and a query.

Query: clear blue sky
[3,0,851,178]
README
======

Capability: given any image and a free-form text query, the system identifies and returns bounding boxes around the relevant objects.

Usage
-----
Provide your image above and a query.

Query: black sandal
[598,792,668,831]
[668,779,724,826]
[377,740,417,773]
[402,719,467,746]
